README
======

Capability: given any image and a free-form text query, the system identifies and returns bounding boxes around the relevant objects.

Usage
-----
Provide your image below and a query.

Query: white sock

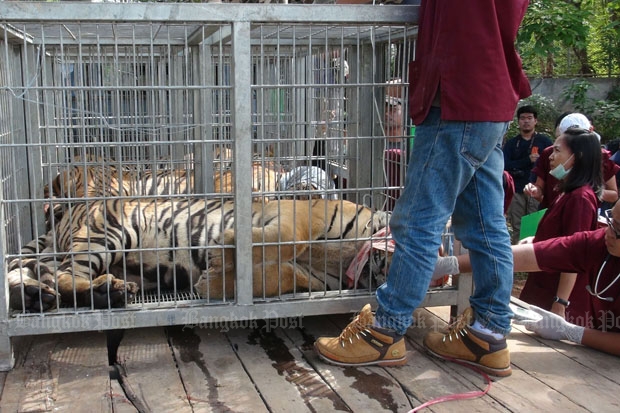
[470,320,504,340]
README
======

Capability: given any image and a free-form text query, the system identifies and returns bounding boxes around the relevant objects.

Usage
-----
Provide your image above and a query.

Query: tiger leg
[90,274,139,309]
[194,262,324,299]
[250,223,311,264]
[193,267,235,300]
[210,213,315,277]
[210,225,310,273]
[7,263,58,312]
[254,262,323,296]
[55,242,138,308]
[8,235,60,312]
[55,270,138,309]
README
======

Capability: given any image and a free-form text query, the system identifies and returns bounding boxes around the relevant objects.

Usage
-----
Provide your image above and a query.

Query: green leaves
[517,0,620,76]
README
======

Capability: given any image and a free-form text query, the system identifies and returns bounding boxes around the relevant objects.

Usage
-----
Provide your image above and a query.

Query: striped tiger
[45,165,193,200]
[10,159,278,309]
[43,161,281,235]
[8,199,390,311]
[46,162,279,202]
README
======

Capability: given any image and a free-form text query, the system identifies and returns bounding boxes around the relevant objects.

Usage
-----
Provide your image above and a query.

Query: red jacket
[409,0,532,124]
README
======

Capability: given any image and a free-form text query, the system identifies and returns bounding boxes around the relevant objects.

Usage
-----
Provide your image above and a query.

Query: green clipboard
[519,208,547,240]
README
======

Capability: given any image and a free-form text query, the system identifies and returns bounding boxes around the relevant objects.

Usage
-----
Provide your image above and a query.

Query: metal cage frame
[0,2,472,371]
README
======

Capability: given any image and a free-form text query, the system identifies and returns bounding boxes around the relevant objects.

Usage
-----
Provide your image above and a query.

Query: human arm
[601,175,619,203]
[601,151,620,203]
[552,272,576,317]
[516,306,620,356]
[434,242,541,275]
[437,241,579,315]
[518,236,535,245]
[523,176,545,202]
[581,328,620,356]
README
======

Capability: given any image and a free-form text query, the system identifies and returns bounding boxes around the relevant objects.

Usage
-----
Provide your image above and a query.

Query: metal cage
[0,2,471,370]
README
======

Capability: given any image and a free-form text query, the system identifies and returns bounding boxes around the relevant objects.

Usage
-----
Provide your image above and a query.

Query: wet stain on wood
[167,326,234,412]
[248,322,350,412]
[297,325,317,352]
[343,367,401,412]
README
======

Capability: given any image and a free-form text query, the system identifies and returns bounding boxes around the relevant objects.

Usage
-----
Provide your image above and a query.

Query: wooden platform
[1,306,619,412]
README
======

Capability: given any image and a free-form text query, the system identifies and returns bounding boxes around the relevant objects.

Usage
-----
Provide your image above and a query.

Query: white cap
[559,113,592,134]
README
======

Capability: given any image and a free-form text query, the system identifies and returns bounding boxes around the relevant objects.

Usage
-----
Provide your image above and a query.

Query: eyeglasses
[605,209,620,239]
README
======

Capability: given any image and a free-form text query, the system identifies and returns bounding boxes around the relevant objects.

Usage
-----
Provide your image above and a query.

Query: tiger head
[44,164,123,200]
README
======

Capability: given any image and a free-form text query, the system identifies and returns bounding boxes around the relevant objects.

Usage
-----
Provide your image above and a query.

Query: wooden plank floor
[1,306,619,413]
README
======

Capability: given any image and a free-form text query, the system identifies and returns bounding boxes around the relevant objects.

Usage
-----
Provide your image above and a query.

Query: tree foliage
[518,0,620,77]
[514,2,620,140]
[562,80,620,140]
[594,0,620,76]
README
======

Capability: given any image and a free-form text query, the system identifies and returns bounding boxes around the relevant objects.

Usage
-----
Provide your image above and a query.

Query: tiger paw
[194,268,232,300]
[208,249,235,272]
[90,274,139,308]
[8,269,59,312]
[218,229,236,246]
[194,269,213,299]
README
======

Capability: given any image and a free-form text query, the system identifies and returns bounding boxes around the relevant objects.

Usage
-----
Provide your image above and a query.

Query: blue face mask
[549,154,574,180]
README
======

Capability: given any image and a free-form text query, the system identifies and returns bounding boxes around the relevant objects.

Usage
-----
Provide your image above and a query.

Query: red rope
[407,356,493,412]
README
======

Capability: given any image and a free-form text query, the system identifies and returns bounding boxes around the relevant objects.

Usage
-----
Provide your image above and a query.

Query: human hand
[523,183,541,198]
[518,236,535,245]
[432,256,459,280]
[529,153,540,163]
[514,305,585,344]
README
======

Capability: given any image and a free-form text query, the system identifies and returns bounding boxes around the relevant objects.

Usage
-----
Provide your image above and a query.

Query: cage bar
[0,2,471,371]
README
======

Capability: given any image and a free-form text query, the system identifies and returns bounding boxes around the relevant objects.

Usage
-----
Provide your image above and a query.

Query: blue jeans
[375,107,514,336]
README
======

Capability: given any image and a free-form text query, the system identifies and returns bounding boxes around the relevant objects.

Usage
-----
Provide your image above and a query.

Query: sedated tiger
[45,162,279,201]
[7,198,390,312]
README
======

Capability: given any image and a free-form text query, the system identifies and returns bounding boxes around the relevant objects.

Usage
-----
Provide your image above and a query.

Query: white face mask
[549,154,574,180]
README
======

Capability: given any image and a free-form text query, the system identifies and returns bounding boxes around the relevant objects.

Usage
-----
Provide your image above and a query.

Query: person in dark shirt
[503,105,553,244]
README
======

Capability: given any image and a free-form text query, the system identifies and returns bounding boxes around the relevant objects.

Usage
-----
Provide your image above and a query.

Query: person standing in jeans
[503,105,553,244]
[315,0,532,377]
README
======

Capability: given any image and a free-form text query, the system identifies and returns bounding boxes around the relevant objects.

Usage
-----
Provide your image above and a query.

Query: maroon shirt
[503,170,515,214]
[408,0,531,124]
[520,185,599,318]
[533,228,620,331]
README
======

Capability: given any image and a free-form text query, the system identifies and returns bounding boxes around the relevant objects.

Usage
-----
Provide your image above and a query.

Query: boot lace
[442,312,470,343]
[339,313,371,347]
